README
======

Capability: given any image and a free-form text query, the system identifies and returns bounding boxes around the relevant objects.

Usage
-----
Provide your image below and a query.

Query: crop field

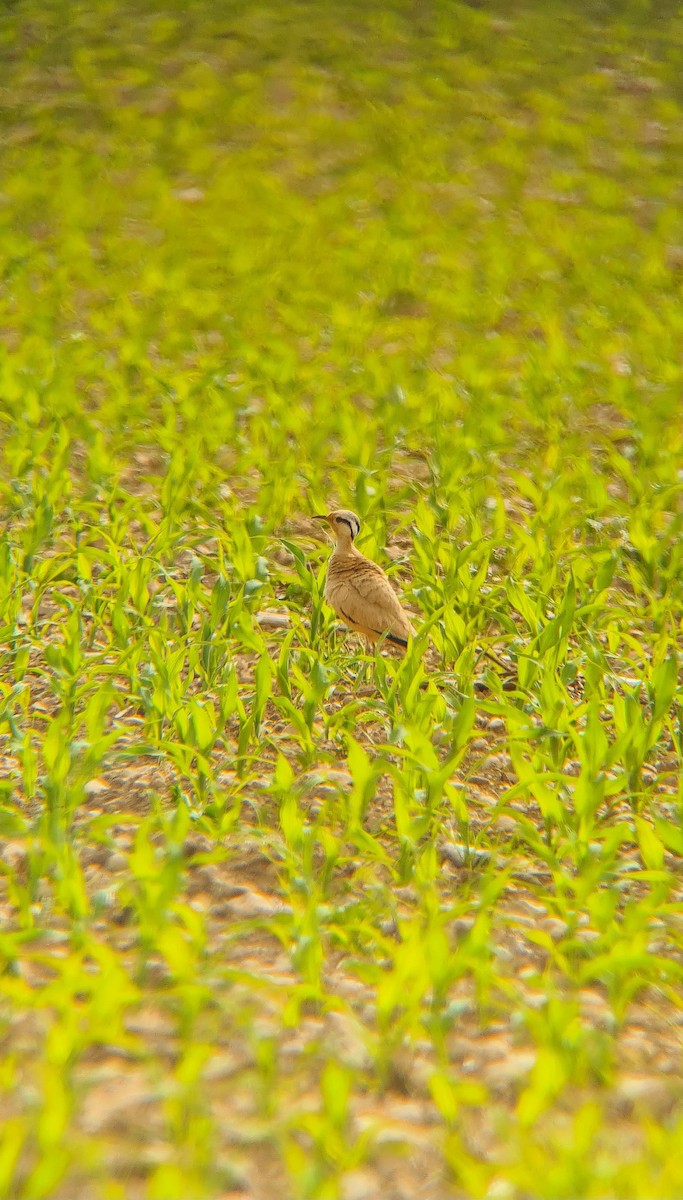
[1,1,683,1196]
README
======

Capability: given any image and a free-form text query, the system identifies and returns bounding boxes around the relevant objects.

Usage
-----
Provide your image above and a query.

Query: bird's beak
[310,514,331,539]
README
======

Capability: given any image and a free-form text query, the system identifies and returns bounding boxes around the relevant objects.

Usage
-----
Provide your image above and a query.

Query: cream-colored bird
[312,509,415,651]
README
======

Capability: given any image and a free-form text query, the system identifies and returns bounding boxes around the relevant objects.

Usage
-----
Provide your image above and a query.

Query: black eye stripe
[336,516,357,537]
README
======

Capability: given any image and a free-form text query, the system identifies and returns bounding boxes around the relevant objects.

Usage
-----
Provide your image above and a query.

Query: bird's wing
[327,557,414,641]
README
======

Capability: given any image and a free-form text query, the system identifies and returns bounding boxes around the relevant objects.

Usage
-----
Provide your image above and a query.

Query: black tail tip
[386,632,409,648]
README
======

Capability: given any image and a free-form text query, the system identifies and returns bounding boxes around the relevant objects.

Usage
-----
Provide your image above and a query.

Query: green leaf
[635,817,665,870]
[650,654,678,722]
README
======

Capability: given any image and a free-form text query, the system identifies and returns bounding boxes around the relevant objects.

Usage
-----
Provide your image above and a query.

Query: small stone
[575,928,601,944]
[202,1053,243,1082]
[84,778,110,796]
[225,890,289,918]
[106,851,128,872]
[487,1049,536,1090]
[191,869,244,900]
[469,775,493,788]
[492,816,517,834]
[484,752,514,772]
[79,845,110,867]
[125,1008,175,1038]
[182,834,214,856]
[441,842,492,868]
[468,785,499,806]
[341,1169,377,1200]
[538,918,569,941]
[612,1074,673,1118]
[520,989,547,1010]
[2,841,29,871]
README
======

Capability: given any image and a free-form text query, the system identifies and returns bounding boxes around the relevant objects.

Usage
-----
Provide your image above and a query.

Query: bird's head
[312,509,361,545]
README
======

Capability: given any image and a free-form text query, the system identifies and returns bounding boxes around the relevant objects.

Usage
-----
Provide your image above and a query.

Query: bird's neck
[332,538,359,557]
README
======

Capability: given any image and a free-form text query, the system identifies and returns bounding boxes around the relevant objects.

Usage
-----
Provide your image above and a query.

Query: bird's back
[326,548,414,646]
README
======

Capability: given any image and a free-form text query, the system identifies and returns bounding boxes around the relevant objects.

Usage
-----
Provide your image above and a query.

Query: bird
[312,508,415,651]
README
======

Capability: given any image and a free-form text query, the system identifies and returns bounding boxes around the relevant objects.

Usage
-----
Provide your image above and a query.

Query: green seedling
[1,2,683,1196]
